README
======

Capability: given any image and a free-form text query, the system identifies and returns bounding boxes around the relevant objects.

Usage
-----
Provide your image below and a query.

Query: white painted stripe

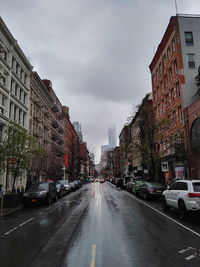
[46,207,51,210]
[124,191,200,238]
[185,254,197,260]
[4,227,18,235]
[90,244,96,267]
[18,217,34,227]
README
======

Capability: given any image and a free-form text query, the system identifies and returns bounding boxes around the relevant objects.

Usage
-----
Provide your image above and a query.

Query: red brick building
[43,80,64,180]
[62,106,79,180]
[149,15,200,184]
[185,74,200,179]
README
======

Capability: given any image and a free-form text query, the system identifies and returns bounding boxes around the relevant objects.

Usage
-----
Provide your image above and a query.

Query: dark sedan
[137,182,165,200]
[56,183,67,198]
[23,181,57,206]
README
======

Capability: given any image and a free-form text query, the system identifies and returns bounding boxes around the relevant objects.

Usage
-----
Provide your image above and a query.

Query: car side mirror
[167,186,170,190]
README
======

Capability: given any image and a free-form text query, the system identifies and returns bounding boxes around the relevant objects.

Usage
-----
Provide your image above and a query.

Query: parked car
[126,179,135,192]
[162,179,200,221]
[57,180,72,193]
[132,180,144,196]
[100,178,105,183]
[137,182,165,200]
[116,178,124,189]
[56,183,67,198]
[69,181,77,191]
[23,181,57,206]
[73,180,82,189]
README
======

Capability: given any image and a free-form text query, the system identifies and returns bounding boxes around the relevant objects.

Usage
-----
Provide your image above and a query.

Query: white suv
[162,180,200,221]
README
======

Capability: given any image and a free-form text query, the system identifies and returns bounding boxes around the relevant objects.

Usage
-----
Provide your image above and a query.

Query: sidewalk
[0,204,23,217]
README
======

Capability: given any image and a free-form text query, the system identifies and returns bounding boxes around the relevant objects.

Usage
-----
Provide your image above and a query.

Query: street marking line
[18,217,34,227]
[123,191,200,238]
[179,247,194,254]
[90,244,96,267]
[4,227,18,235]
[185,254,197,260]
[46,207,51,210]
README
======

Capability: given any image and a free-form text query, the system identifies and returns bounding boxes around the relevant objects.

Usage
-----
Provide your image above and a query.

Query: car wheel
[144,193,149,201]
[162,197,169,212]
[46,196,51,205]
[178,201,188,221]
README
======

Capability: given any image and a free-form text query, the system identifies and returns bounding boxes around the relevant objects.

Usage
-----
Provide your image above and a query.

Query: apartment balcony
[44,122,50,130]
[51,103,59,113]
[51,120,59,129]
[34,114,42,123]
[33,132,40,138]
[58,127,64,134]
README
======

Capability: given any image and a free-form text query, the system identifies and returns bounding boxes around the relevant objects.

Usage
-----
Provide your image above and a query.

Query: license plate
[156,190,161,193]
[31,199,37,203]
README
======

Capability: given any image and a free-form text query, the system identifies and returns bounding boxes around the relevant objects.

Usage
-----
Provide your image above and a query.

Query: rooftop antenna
[175,0,178,15]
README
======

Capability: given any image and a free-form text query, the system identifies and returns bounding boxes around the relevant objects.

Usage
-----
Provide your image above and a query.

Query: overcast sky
[1,0,200,162]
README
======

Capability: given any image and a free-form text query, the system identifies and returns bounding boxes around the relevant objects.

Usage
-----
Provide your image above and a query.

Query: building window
[178,106,183,122]
[164,74,168,88]
[176,82,180,98]
[163,55,166,68]
[172,110,176,126]
[159,63,162,76]
[0,123,4,143]
[185,32,194,46]
[172,38,176,52]
[167,47,171,61]
[187,54,196,68]
[23,112,26,127]
[169,68,172,82]
[171,88,174,104]
[166,93,170,108]
[173,59,178,75]
[162,99,164,114]
[160,81,164,93]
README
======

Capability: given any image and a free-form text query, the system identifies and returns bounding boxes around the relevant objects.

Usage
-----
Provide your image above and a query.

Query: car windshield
[56,184,61,189]
[28,183,48,191]
[193,183,200,192]
[148,183,164,188]
[60,180,69,185]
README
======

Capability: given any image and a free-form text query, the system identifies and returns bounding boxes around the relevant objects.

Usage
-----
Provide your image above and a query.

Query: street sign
[161,162,169,172]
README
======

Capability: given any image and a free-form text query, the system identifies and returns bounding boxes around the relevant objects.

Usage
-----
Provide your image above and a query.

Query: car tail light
[188,193,200,198]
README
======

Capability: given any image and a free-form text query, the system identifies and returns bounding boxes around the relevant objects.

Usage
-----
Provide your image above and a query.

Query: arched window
[191,118,200,149]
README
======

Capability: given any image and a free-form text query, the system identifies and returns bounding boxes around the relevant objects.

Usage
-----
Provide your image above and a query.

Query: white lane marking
[38,212,43,215]
[4,217,34,236]
[185,254,197,260]
[46,207,51,210]
[4,227,18,235]
[18,217,34,227]
[90,244,96,267]
[179,247,194,254]
[124,192,200,238]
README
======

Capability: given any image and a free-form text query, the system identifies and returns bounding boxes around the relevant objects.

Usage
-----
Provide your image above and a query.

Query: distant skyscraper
[108,126,116,148]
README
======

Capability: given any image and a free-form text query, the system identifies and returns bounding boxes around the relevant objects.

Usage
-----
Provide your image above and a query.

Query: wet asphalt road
[1,182,200,267]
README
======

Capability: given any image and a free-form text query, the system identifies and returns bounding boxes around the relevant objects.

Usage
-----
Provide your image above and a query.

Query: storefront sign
[161,161,169,172]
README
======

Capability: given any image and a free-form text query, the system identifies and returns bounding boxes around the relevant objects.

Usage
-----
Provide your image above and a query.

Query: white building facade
[0,17,32,191]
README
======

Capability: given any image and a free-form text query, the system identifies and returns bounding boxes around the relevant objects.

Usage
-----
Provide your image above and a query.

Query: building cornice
[0,17,33,71]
